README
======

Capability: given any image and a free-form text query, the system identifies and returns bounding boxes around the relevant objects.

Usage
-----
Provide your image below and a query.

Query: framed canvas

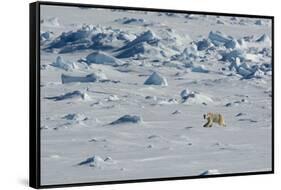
[29,1,274,188]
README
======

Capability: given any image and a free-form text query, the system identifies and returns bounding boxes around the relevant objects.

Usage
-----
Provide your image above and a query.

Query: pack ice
[40,6,272,185]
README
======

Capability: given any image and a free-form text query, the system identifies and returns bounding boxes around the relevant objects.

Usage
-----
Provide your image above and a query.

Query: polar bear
[203,112,226,128]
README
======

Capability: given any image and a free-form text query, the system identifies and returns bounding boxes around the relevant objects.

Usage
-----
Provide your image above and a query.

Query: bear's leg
[203,121,210,127]
[203,119,212,128]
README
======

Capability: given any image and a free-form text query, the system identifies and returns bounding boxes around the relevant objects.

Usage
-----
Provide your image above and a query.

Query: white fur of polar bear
[203,112,226,128]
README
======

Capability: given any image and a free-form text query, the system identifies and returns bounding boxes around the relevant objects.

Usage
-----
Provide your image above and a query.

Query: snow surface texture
[40,5,272,185]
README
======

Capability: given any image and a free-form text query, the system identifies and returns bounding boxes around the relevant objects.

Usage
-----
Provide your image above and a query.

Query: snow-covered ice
[40,5,272,185]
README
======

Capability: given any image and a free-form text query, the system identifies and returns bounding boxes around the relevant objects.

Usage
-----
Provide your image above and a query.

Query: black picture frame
[30,1,274,189]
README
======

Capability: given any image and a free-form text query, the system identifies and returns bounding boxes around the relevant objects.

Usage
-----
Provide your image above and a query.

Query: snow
[40,5,272,185]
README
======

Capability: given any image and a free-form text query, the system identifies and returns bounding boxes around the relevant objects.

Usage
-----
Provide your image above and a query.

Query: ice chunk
[231,62,265,79]
[78,155,104,168]
[51,56,77,71]
[238,38,246,46]
[40,31,53,42]
[116,42,149,58]
[183,45,199,58]
[144,72,168,86]
[171,43,199,62]
[216,20,224,24]
[116,30,161,59]
[242,68,264,79]
[172,110,181,115]
[107,95,120,101]
[224,39,240,49]
[86,51,121,66]
[126,30,157,47]
[256,34,271,45]
[41,17,60,27]
[110,115,142,125]
[104,156,113,162]
[220,50,246,63]
[255,20,263,25]
[183,93,213,105]
[62,113,88,121]
[229,57,241,71]
[116,17,146,25]
[45,90,91,101]
[200,169,220,176]
[180,88,192,101]
[116,29,189,59]
[192,65,209,73]
[158,98,178,105]
[61,71,107,84]
[208,31,232,46]
[196,39,213,51]
[237,67,252,77]
[46,25,131,53]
